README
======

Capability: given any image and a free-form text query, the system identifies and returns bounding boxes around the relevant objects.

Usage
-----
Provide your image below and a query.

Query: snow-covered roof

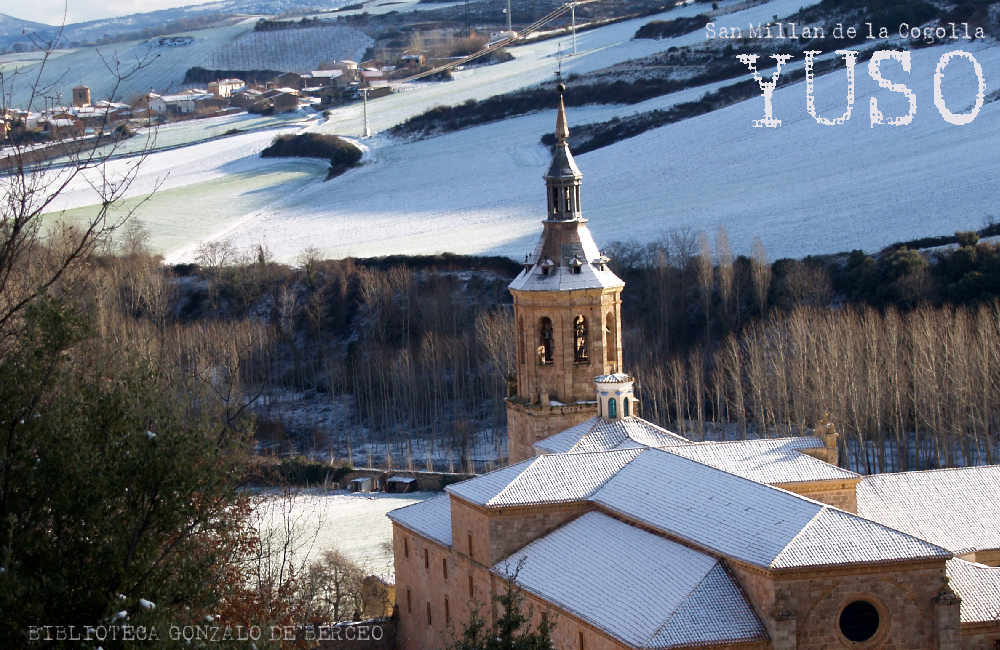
[593,450,950,570]
[447,449,641,507]
[857,465,1000,555]
[499,512,766,649]
[534,416,689,454]
[309,70,343,78]
[386,494,452,547]
[508,221,624,292]
[535,417,857,485]
[667,437,860,485]
[947,558,1000,624]
[594,372,631,383]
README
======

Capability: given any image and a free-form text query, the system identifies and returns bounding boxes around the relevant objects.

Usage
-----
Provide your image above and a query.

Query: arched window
[573,315,588,364]
[605,313,616,363]
[518,316,525,364]
[623,397,630,417]
[539,318,554,365]
[608,398,617,418]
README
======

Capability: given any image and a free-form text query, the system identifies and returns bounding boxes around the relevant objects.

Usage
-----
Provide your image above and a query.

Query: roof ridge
[772,506,952,569]
[863,464,1000,479]
[770,506,831,569]
[688,435,822,447]
[640,560,723,648]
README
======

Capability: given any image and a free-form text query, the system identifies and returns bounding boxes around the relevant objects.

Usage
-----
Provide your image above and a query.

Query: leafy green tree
[447,559,555,650]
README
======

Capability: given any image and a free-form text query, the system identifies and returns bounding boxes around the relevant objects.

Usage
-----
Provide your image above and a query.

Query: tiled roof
[593,450,950,570]
[447,450,641,507]
[386,494,452,547]
[594,372,631,383]
[947,558,1000,624]
[536,418,854,485]
[534,417,689,454]
[498,512,765,649]
[857,466,1000,555]
[667,438,860,485]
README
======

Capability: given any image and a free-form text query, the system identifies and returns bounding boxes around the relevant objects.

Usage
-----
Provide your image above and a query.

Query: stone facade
[777,479,860,513]
[506,401,595,463]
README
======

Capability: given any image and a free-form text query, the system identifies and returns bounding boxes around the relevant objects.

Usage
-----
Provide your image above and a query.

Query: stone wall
[784,562,954,650]
[487,503,589,567]
[973,549,1000,567]
[506,400,595,463]
[777,479,860,513]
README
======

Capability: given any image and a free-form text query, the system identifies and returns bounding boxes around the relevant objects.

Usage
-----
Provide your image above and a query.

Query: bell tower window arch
[574,315,589,364]
[539,317,554,365]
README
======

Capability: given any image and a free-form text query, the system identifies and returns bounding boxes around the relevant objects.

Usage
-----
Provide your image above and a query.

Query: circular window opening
[839,600,880,643]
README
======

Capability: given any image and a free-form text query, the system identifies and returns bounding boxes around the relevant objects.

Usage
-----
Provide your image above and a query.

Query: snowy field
[38,0,1000,262]
[255,490,429,577]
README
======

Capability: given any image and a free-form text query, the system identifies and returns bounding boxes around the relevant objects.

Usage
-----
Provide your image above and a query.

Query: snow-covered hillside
[38,0,1000,263]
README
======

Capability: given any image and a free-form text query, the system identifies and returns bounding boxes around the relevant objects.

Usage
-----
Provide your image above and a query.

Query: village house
[399,52,426,69]
[208,78,244,98]
[389,90,1000,650]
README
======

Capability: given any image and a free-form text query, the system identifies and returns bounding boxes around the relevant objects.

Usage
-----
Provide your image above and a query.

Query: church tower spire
[505,85,627,463]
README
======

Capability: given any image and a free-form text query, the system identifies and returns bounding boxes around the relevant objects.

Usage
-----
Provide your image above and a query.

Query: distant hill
[0,0,356,51]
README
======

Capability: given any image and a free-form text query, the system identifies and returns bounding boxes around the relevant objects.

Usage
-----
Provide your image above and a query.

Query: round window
[838,600,880,643]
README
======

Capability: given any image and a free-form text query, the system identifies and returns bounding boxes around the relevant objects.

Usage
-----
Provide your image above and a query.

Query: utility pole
[506,0,512,33]
[361,87,371,137]
[571,3,577,54]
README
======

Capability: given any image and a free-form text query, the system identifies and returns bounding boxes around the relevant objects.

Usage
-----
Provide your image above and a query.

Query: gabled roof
[534,417,689,454]
[447,449,642,507]
[947,558,1000,624]
[593,450,950,570]
[536,417,857,485]
[386,494,451,547]
[667,437,860,485]
[857,465,1000,555]
[498,512,766,649]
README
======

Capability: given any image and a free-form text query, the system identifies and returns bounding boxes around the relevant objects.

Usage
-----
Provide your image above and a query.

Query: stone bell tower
[506,85,625,463]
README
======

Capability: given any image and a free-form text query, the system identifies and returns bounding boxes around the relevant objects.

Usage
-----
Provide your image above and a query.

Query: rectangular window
[442,557,448,580]
[404,537,409,558]
[424,548,429,569]
[579,631,585,650]
[426,601,432,626]
[468,533,474,559]
[407,588,412,614]
[445,597,450,623]
[469,575,474,598]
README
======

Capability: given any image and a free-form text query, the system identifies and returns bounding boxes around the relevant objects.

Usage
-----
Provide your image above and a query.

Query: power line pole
[506,0,512,33]
[571,3,577,54]
[361,87,371,137]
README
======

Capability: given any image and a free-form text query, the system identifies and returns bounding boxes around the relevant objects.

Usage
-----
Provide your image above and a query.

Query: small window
[839,600,880,642]
[407,588,412,614]
[573,315,588,364]
[404,537,409,558]
[624,397,630,417]
[598,399,602,417]
[424,548,429,569]
[573,265,581,274]
[468,533,474,559]
[443,558,448,580]
[609,397,617,418]
[427,601,432,626]
[541,266,549,276]
[469,575,474,598]
[445,597,450,623]
[579,630,585,650]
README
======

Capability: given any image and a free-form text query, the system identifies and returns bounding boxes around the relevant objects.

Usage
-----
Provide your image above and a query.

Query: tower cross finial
[555,83,569,144]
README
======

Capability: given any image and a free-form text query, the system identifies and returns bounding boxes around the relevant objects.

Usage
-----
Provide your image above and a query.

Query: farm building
[388,92,1000,650]
[386,477,417,493]
[350,477,375,492]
